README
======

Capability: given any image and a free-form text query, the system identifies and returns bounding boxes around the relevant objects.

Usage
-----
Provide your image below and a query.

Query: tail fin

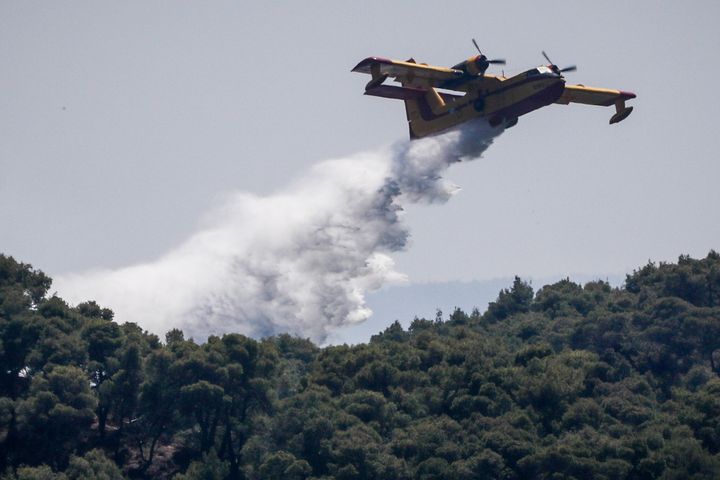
[363,82,454,139]
[403,87,447,139]
[403,97,425,139]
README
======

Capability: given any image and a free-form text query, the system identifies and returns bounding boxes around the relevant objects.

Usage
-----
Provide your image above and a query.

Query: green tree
[15,366,96,468]
[258,451,311,480]
[484,276,534,322]
[10,465,66,480]
[64,449,123,480]
[132,349,180,472]
[176,449,230,480]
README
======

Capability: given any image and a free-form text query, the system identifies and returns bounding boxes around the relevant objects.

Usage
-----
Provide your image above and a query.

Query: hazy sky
[2,1,719,340]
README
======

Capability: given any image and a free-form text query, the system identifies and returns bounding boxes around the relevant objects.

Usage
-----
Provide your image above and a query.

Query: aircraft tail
[403,87,452,139]
[403,98,424,139]
[364,83,451,139]
[403,94,433,139]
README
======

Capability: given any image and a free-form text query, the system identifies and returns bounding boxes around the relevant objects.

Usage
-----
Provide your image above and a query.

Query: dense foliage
[1,252,720,479]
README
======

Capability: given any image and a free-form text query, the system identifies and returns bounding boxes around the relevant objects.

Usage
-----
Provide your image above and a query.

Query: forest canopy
[1,251,719,479]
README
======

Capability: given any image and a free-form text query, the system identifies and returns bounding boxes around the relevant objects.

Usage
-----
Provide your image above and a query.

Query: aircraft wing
[556,85,637,124]
[556,85,636,106]
[352,57,463,84]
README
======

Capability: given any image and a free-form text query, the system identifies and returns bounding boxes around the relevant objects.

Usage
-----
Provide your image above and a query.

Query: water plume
[56,119,502,342]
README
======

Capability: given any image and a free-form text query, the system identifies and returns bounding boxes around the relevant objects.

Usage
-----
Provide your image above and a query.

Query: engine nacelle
[451,55,490,76]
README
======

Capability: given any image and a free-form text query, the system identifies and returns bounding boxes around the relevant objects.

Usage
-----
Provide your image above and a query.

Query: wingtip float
[353,41,636,139]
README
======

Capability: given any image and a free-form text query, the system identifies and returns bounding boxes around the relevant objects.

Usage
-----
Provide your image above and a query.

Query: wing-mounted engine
[455,39,505,75]
[452,55,493,76]
[442,39,506,89]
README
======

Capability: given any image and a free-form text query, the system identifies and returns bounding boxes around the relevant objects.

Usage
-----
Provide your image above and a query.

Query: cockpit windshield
[528,66,557,77]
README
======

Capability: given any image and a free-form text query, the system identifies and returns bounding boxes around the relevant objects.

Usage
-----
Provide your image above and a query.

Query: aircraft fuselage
[406,68,565,137]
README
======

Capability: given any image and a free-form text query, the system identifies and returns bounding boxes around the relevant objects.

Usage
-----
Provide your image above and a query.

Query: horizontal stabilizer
[364,84,427,100]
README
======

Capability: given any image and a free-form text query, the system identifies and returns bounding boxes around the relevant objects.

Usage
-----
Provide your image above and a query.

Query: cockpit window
[537,66,553,75]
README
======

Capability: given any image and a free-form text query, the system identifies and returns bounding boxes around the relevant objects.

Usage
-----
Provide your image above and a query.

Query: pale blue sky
[2,1,719,341]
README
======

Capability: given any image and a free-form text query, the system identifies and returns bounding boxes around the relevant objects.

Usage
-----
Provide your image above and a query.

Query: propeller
[472,38,506,65]
[541,50,576,74]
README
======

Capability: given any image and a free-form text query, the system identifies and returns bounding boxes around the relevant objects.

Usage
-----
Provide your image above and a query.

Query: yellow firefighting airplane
[352,40,636,139]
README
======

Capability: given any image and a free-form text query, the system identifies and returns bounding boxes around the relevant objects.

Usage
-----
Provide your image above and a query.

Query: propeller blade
[541,50,552,65]
[488,59,506,65]
[559,65,577,73]
[472,38,482,55]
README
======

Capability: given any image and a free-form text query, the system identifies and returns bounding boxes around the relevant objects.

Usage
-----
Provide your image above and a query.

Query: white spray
[56,120,502,342]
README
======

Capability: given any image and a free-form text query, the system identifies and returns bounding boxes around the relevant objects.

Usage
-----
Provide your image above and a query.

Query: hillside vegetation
[1,252,719,479]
